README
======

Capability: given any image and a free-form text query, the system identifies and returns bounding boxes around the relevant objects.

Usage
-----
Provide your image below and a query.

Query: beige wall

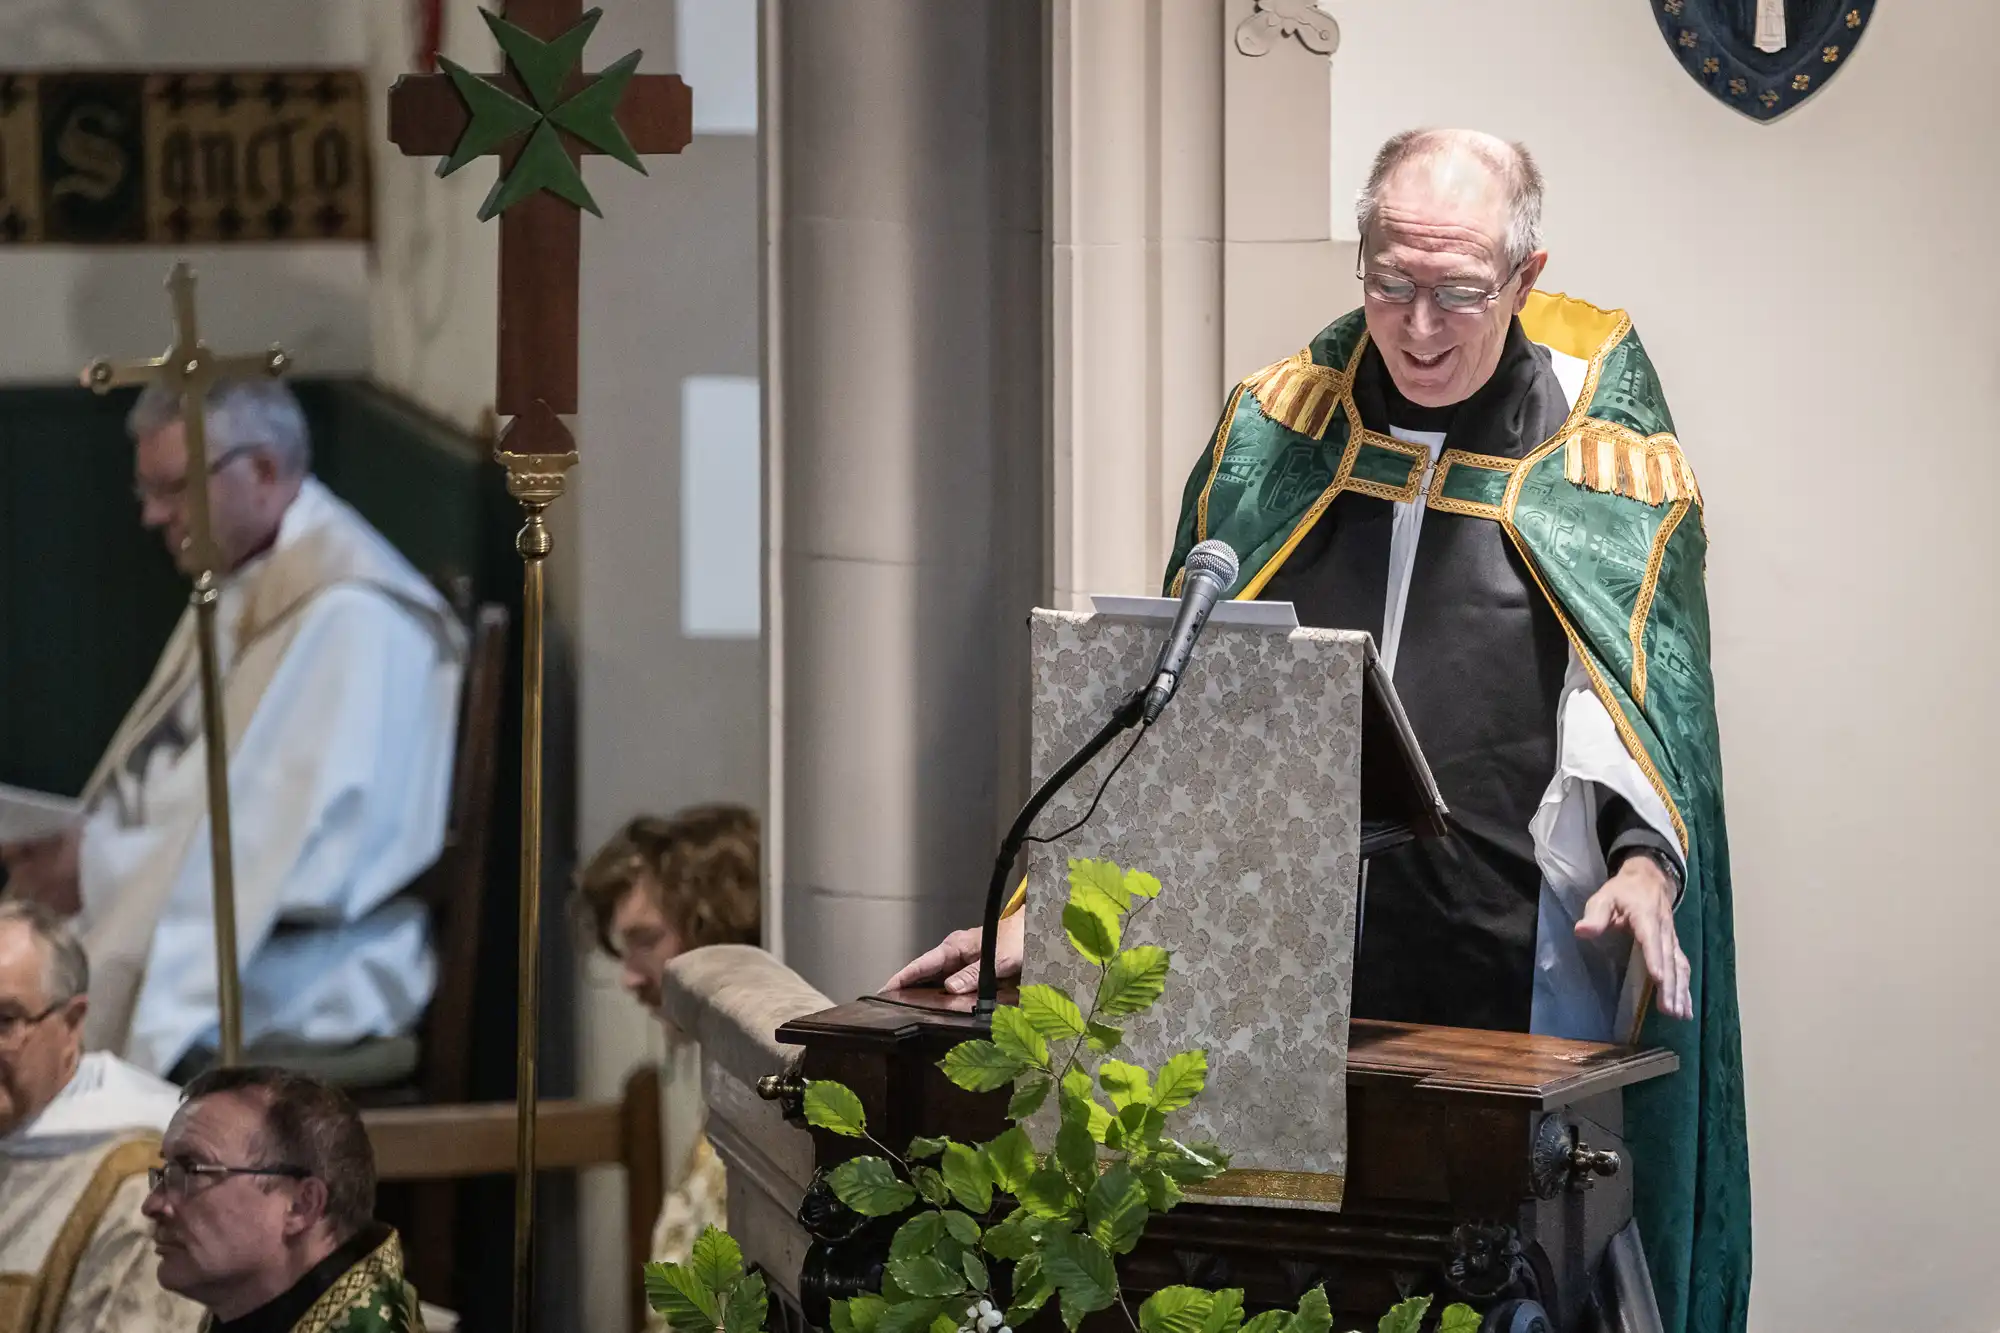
[363,0,500,430]
[0,0,371,382]
[1328,4,1999,1329]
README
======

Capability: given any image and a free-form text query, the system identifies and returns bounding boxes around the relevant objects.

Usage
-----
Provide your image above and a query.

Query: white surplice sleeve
[1527,648,1682,1042]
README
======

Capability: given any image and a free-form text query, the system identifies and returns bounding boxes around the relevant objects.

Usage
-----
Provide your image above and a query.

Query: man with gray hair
[0,380,464,1083]
[893,130,1749,1332]
[0,900,203,1331]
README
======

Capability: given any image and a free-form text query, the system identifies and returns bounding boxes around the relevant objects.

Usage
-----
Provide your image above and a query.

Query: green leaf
[1435,1307,1481,1333]
[1041,1233,1119,1324]
[1201,1289,1246,1333]
[1084,1163,1149,1255]
[991,1006,1051,1068]
[1055,1116,1097,1186]
[1058,1068,1114,1142]
[1289,1287,1332,1333]
[911,1165,949,1206]
[1062,899,1120,964]
[803,1082,869,1138]
[722,1270,769,1333]
[1007,1075,1053,1120]
[942,1041,1028,1093]
[887,1254,965,1299]
[1124,868,1163,900]
[942,1143,995,1213]
[644,1263,720,1333]
[928,1318,959,1333]
[1153,1051,1208,1112]
[691,1226,746,1296]
[984,1127,1036,1194]
[828,1157,918,1217]
[1017,1167,1076,1219]
[1064,1093,1114,1144]
[979,1217,1037,1260]
[1069,858,1134,912]
[1116,1102,1167,1148]
[1086,1021,1124,1054]
[890,1212,945,1261]
[906,1136,949,1161]
[942,1210,982,1246]
[874,1299,948,1333]
[1139,1166,1183,1211]
[1019,986,1087,1041]
[1238,1313,1288,1333]
[1137,1287,1215,1333]
[1096,946,1171,1018]
[961,1251,990,1291]
[1097,1060,1153,1109]
[1006,1257,1054,1324]
[831,1295,886,1333]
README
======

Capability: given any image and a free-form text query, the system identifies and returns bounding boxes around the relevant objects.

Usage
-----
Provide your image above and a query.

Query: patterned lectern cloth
[1023,610,1364,1211]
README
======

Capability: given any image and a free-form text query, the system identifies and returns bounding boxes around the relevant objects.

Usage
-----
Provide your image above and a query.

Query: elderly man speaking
[892,129,1750,1333]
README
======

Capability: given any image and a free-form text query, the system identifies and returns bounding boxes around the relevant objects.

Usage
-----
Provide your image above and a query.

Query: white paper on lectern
[1088,593,1301,630]
[0,783,80,843]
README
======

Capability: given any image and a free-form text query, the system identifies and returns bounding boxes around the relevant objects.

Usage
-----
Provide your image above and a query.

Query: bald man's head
[1351,128,1551,407]
[1355,128,1545,273]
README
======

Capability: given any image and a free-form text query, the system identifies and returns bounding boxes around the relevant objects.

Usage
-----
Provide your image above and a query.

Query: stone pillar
[768,0,1044,1004]
[1050,0,1353,607]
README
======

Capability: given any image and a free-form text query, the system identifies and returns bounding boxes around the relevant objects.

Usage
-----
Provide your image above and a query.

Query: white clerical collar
[0,1052,183,1160]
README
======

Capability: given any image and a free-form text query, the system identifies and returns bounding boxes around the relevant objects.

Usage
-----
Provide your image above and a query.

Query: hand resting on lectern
[882,910,1024,994]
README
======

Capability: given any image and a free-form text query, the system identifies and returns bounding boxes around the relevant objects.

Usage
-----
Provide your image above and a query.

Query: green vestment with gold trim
[199,1229,424,1333]
[1163,292,1750,1333]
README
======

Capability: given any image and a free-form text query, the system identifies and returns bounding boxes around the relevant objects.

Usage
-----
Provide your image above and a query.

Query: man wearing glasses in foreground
[142,1066,422,1331]
[891,130,1749,1332]
[0,900,199,1331]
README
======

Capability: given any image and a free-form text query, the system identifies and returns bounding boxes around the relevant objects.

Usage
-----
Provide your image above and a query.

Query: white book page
[0,783,81,843]
[1088,594,1301,630]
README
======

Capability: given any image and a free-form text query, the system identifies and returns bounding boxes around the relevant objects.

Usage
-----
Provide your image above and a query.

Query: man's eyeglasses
[146,1159,312,1197]
[132,444,259,506]
[0,1001,65,1049]
[1356,258,1523,315]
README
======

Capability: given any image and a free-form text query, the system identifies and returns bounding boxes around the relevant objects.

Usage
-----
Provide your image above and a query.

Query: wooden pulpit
[667,604,1675,1333]
[766,989,1675,1333]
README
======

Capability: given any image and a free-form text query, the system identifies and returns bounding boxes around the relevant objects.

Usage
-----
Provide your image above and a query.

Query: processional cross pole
[79,264,291,1070]
[386,5,689,1327]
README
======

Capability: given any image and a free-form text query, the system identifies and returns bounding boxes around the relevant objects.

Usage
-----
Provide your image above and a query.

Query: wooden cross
[386,7,687,1329]
[387,0,690,460]
[80,263,291,1070]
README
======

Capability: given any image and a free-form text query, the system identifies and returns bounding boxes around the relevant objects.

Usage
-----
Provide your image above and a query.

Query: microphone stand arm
[975,688,1148,1014]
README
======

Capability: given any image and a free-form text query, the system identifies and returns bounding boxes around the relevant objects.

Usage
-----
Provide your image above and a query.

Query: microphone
[1141,539,1239,724]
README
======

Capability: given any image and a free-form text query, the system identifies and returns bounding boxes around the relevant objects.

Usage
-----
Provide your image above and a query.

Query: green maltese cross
[437,6,647,220]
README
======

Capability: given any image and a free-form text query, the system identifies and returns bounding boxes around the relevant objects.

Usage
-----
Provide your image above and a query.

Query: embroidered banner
[0,71,371,245]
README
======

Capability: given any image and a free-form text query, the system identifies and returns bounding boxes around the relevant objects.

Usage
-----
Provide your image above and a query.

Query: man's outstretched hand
[1575,853,1693,1021]
[883,911,1026,995]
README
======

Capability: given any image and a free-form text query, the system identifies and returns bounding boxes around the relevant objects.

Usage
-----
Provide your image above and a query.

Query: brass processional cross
[386,5,689,1326]
[79,263,291,1069]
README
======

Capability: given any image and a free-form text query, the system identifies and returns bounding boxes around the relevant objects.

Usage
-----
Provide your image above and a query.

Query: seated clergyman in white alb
[0,901,203,1331]
[0,380,464,1078]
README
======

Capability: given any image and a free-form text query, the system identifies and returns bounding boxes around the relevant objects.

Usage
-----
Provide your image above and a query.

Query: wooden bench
[363,1066,666,1333]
